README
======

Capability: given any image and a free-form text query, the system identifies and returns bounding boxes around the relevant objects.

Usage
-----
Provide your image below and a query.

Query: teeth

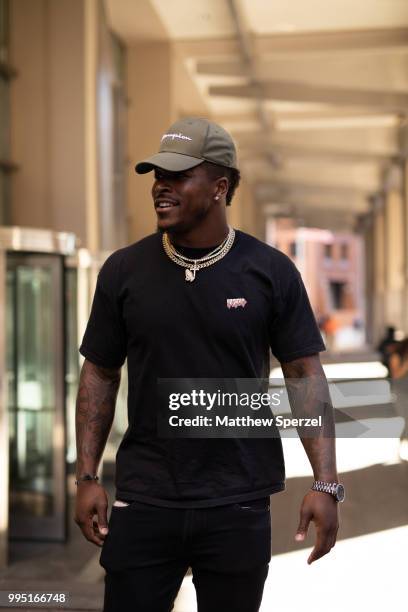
[157,202,174,208]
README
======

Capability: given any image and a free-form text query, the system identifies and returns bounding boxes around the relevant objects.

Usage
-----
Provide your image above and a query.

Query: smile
[155,201,179,210]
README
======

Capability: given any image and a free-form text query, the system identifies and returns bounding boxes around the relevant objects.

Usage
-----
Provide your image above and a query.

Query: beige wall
[125,40,219,243]
[10,0,87,243]
[372,209,386,341]
[171,47,208,120]
[404,161,408,333]
[374,209,385,294]
[384,189,405,329]
[10,3,262,249]
[227,177,258,238]
[125,41,264,243]
[10,0,49,228]
[370,161,408,336]
[126,42,174,241]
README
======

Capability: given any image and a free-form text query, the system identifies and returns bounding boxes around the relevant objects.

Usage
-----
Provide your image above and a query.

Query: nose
[153,175,173,197]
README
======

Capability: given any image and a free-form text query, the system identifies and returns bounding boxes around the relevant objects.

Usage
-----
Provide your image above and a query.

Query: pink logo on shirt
[227,298,247,309]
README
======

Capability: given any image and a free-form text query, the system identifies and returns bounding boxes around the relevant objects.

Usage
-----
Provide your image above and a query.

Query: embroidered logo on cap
[227,298,247,309]
[161,132,192,142]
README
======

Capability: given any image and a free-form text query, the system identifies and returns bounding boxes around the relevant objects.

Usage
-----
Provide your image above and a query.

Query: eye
[154,170,191,182]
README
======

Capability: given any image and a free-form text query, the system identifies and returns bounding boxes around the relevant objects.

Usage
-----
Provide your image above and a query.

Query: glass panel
[65,262,128,465]
[65,268,79,465]
[8,265,56,518]
[6,267,15,485]
[6,269,15,407]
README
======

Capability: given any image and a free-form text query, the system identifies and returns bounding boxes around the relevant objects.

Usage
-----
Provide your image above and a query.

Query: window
[329,281,345,309]
[329,281,353,309]
[324,244,333,259]
[340,243,348,260]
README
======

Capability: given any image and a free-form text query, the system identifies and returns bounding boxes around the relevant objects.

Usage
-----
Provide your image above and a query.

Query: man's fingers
[92,520,106,545]
[308,545,329,564]
[308,539,333,564]
[329,527,339,550]
[96,504,109,536]
[76,516,105,546]
[295,509,312,542]
[307,526,335,564]
[74,484,109,546]
[294,491,339,563]
[75,506,107,546]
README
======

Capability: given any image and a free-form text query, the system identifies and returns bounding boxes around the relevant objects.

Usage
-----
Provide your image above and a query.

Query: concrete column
[126,42,175,242]
[10,0,88,243]
[83,0,99,252]
[9,0,124,252]
[363,217,375,347]
[229,178,259,239]
[397,126,408,334]
[9,0,50,229]
[126,42,260,243]
[227,189,243,230]
[372,205,386,345]
[403,161,408,334]
[384,166,405,331]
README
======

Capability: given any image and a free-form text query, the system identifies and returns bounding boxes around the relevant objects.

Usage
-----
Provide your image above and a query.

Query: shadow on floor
[270,461,408,555]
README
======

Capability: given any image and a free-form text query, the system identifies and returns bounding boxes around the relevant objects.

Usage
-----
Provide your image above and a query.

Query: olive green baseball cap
[135,117,238,174]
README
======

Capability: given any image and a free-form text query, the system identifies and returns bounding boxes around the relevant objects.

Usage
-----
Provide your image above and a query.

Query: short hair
[201,161,241,206]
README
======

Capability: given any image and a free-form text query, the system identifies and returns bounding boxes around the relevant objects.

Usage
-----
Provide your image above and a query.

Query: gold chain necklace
[162,227,235,282]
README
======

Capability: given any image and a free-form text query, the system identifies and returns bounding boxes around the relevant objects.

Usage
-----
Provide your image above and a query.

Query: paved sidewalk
[0,579,103,612]
[1,413,406,612]
[0,485,111,612]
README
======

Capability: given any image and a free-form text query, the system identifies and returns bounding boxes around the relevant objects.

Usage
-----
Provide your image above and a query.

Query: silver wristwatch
[311,480,345,502]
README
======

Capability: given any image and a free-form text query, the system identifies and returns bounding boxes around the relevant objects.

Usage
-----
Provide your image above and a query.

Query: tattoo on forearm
[75,360,121,476]
[281,354,338,480]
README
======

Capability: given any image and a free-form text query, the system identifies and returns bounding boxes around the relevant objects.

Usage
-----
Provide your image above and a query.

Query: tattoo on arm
[75,359,121,477]
[281,354,338,481]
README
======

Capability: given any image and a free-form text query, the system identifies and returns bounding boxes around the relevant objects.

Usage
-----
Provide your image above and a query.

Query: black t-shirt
[79,230,325,507]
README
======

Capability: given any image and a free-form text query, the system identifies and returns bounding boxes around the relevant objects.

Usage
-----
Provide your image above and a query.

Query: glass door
[6,254,66,540]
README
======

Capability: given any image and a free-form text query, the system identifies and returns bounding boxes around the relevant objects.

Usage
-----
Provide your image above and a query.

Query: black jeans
[100,497,271,612]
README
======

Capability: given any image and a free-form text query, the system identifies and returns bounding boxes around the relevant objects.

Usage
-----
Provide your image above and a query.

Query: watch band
[75,474,99,485]
[311,480,345,502]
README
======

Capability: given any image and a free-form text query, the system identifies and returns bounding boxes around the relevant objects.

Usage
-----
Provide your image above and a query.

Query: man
[75,118,343,612]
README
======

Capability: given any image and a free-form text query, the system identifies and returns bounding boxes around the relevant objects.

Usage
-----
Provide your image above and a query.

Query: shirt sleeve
[79,254,127,369]
[269,271,326,363]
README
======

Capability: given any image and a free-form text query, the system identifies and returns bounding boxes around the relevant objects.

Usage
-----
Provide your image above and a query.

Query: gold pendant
[185,268,196,282]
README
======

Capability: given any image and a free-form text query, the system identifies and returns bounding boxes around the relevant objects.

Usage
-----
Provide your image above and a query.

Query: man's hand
[74,482,109,547]
[281,355,340,564]
[295,490,339,564]
[74,359,120,546]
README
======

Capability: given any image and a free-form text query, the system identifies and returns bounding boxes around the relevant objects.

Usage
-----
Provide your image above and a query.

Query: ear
[214,176,229,200]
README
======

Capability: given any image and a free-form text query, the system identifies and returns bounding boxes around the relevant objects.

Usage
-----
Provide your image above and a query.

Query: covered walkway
[0,1,407,611]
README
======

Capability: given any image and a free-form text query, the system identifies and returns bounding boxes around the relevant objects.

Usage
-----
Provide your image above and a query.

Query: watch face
[336,484,345,502]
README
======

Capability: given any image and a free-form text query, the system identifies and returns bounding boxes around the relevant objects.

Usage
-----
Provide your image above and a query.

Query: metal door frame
[0,227,76,567]
[7,253,66,540]
[0,248,9,568]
